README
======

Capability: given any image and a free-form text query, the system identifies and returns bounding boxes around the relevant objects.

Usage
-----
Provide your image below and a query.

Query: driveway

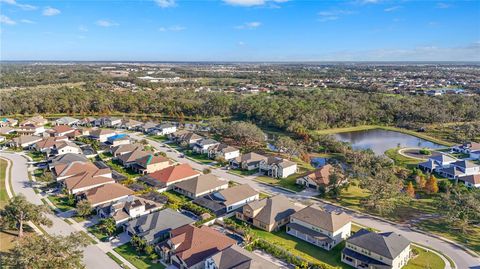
[130,134,480,269]
[0,152,122,269]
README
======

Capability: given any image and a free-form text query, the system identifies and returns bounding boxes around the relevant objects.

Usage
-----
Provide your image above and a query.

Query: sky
[0,0,479,61]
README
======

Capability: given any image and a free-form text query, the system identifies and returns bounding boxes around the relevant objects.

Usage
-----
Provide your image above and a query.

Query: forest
[1,86,479,132]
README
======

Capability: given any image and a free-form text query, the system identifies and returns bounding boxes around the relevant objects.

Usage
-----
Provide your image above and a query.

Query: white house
[54,117,79,126]
[207,143,240,161]
[259,157,297,179]
[192,138,220,154]
[153,123,177,135]
[89,129,117,142]
[52,141,82,155]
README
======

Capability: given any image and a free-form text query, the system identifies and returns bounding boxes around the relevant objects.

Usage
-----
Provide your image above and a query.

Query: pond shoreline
[314,125,454,147]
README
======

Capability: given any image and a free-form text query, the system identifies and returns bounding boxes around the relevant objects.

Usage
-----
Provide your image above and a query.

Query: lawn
[404,246,445,269]
[148,135,168,142]
[26,151,46,162]
[0,159,9,209]
[323,181,369,211]
[253,227,350,268]
[183,150,213,165]
[87,223,122,241]
[228,168,258,177]
[254,175,304,192]
[416,219,480,253]
[47,195,75,212]
[107,252,132,269]
[105,159,140,179]
[114,243,165,269]
[384,148,422,169]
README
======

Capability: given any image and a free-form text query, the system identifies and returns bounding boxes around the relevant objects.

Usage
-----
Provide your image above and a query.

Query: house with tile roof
[110,143,143,157]
[89,128,117,142]
[296,164,336,191]
[138,164,200,192]
[230,152,268,171]
[341,229,411,269]
[287,205,352,250]
[458,174,480,188]
[131,154,172,175]
[11,135,43,148]
[0,118,18,127]
[173,174,229,199]
[64,169,114,194]
[159,224,236,269]
[51,140,82,156]
[236,195,301,232]
[20,115,48,126]
[15,124,45,136]
[77,183,134,207]
[52,161,102,181]
[33,136,69,152]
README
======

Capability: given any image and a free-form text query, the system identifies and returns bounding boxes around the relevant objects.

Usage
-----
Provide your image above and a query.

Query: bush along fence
[250,239,339,269]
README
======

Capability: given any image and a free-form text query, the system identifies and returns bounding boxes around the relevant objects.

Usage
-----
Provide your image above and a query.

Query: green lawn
[0,159,9,209]
[107,252,132,269]
[228,168,258,177]
[253,227,350,268]
[404,246,445,269]
[114,243,165,269]
[183,150,213,164]
[105,159,140,179]
[416,219,480,253]
[148,135,168,142]
[47,195,75,212]
[323,182,369,211]
[26,151,46,162]
[384,148,422,169]
[87,223,122,241]
[254,175,304,192]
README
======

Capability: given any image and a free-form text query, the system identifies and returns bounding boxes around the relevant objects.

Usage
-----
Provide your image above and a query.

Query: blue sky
[1,0,479,61]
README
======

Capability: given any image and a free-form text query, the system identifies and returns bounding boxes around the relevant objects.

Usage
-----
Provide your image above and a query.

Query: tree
[4,232,89,268]
[0,195,52,237]
[99,217,117,236]
[417,175,427,190]
[361,170,403,216]
[406,182,415,198]
[439,187,480,233]
[326,165,346,200]
[76,200,92,217]
[203,168,211,174]
[274,136,300,159]
[425,175,439,194]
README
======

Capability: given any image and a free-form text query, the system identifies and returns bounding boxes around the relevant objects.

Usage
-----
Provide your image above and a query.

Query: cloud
[436,2,451,9]
[0,0,37,10]
[20,19,35,24]
[238,41,246,46]
[384,6,401,12]
[235,21,261,29]
[96,20,119,27]
[42,7,61,16]
[154,0,176,8]
[223,0,288,7]
[0,15,16,25]
[318,10,353,22]
[158,25,186,32]
[78,25,88,32]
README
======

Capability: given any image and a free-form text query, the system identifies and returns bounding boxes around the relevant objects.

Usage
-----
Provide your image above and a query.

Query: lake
[334,129,445,155]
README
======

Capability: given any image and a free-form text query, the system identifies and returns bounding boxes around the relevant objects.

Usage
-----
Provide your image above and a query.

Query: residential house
[436,159,480,179]
[458,174,480,188]
[125,208,195,244]
[0,126,15,135]
[77,183,134,207]
[259,157,297,179]
[193,139,220,154]
[20,115,48,126]
[106,134,130,147]
[116,149,152,168]
[51,141,82,156]
[64,169,114,194]
[205,244,279,269]
[131,154,172,175]
[230,153,268,171]
[78,117,96,126]
[342,229,411,269]
[287,205,352,251]
[98,196,164,225]
[193,184,259,215]
[90,128,117,142]
[159,224,236,269]
[54,117,79,126]
[169,131,203,146]
[207,144,240,161]
[47,125,76,137]
[110,143,143,157]
[48,153,89,170]
[33,136,68,152]
[16,124,45,135]
[95,117,122,128]
[52,161,106,181]
[11,135,43,148]
[418,154,457,173]
[0,118,18,127]
[452,142,480,154]
[154,123,177,135]
[296,164,333,190]
[121,119,143,130]
[236,195,301,232]
[470,150,480,160]
[141,122,159,133]
[173,174,228,199]
[138,164,200,192]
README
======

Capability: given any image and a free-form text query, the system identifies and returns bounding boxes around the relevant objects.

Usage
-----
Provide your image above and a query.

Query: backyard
[26,151,46,162]
[114,243,165,269]
[104,159,140,179]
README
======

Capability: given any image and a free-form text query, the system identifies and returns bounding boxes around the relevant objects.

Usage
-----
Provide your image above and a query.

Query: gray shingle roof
[290,205,352,232]
[246,195,299,225]
[347,229,411,259]
[173,174,227,196]
[211,245,279,269]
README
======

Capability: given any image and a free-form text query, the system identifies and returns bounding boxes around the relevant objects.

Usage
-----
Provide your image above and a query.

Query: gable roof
[216,184,258,206]
[146,164,200,184]
[49,153,88,166]
[246,195,300,225]
[118,149,151,163]
[234,152,267,164]
[51,125,75,134]
[90,128,116,137]
[430,154,457,164]
[53,161,98,178]
[452,160,478,169]
[135,154,170,168]
[173,174,228,196]
[211,245,279,269]
[35,136,68,150]
[170,225,236,267]
[111,143,143,156]
[82,183,134,206]
[126,208,195,243]
[291,205,352,232]
[64,171,113,192]
[301,164,333,186]
[459,174,480,185]
[12,135,43,145]
[211,143,239,154]
[347,229,411,259]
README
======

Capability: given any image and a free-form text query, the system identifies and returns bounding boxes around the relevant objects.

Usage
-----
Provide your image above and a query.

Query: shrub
[419,149,431,155]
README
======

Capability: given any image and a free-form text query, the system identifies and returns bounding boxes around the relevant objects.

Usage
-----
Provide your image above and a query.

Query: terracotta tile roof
[90,128,116,137]
[82,183,134,206]
[460,174,480,185]
[35,136,68,149]
[147,164,200,184]
[51,125,74,134]
[64,171,113,192]
[170,225,236,267]
[53,161,98,177]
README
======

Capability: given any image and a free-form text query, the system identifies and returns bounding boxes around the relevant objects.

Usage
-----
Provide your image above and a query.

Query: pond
[334,129,445,155]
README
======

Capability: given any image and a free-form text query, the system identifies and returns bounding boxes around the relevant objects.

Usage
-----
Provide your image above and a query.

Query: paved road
[131,133,480,269]
[0,152,121,269]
